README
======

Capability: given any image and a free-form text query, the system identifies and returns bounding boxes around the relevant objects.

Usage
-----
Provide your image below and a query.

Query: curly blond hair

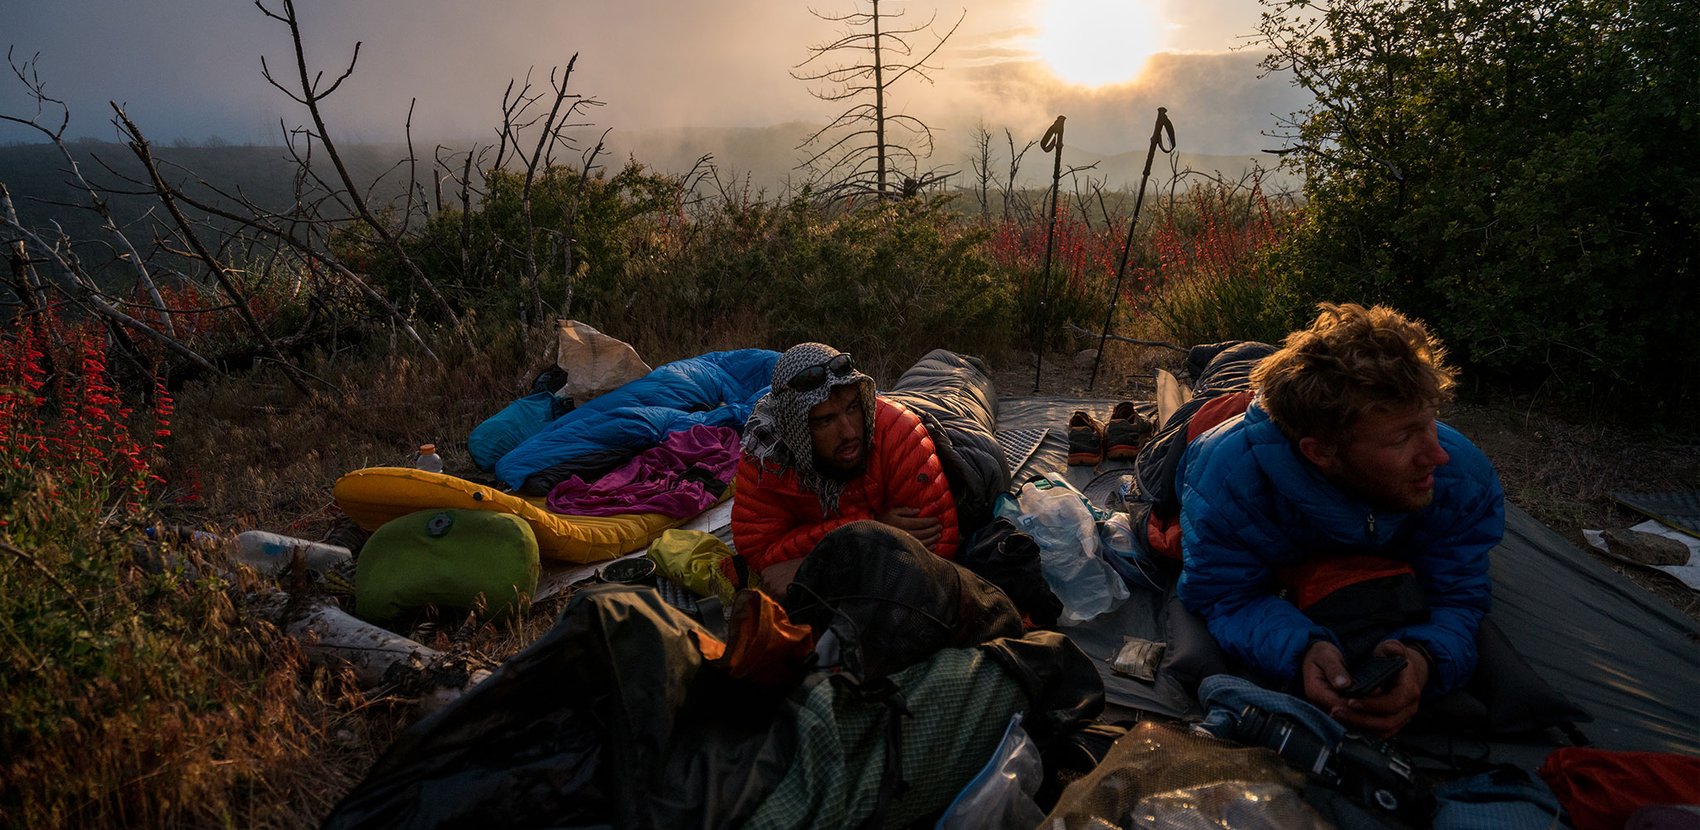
[1251,302,1456,443]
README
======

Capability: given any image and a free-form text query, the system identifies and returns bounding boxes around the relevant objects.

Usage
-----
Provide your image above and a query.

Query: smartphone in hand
[1343,654,1408,698]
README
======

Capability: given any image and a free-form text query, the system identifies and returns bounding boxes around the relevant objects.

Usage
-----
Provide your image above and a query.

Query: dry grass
[0,495,400,828]
[165,323,542,537]
[131,321,650,825]
[1444,399,1700,621]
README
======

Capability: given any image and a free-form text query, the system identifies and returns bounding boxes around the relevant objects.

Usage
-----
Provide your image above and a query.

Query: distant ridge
[597,123,1296,195]
[0,127,1297,246]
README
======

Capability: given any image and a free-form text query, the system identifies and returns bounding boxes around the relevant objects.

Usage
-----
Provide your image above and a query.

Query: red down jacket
[732,396,959,572]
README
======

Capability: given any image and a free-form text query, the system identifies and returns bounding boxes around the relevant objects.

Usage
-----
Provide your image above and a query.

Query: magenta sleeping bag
[545,424,740,518]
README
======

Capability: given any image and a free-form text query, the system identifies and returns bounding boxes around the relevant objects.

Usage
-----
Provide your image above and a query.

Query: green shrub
[1260,0,1699,415]
[759,197,1014,375]
[1142,182,1299,347]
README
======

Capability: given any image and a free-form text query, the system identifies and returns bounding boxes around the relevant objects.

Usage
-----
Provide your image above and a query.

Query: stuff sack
[958,517,1065,628]
[648,529,742,605]
[355,509,539,623]
[994,474,1130,624]
[555,318,652,403]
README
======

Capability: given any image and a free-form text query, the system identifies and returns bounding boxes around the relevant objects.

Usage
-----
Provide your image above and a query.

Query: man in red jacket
[733,342,960,595]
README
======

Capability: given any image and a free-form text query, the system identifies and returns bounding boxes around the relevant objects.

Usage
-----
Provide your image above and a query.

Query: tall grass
[0,310,388,828]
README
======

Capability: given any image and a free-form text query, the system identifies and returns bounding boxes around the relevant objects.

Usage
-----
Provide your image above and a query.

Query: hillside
[0,127,1294,267]
[0,141,414,271]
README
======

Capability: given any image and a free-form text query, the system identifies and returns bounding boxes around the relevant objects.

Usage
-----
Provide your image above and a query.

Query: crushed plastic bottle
[144,525,222,548]
[414,443,444,473]
[233,530,353,577]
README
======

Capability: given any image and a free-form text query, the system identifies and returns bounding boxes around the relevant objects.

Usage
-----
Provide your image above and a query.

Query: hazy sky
[3,0,1307,158]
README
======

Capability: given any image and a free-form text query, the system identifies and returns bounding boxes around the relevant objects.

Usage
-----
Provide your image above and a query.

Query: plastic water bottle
[414,443,444,473]
[233,530,353,577]
[144,525,222,548]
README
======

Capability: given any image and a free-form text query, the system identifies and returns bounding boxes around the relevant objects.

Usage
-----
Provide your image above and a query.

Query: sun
[1033,0,1166,87]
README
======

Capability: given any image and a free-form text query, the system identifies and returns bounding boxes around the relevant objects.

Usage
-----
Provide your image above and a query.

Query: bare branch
[112,104,310,394]
[258,0,462,334]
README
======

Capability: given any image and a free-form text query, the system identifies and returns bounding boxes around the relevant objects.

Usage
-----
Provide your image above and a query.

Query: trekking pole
[1034,115,1066,393]
[1088,107,1176,391]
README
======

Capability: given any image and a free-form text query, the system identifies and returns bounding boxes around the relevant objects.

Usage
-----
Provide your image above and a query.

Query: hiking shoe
[1104,401,1155,460]
[1067,410,1106,465]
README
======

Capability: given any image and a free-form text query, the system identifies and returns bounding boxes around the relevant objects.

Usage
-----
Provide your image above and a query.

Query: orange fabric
[1276,555,1417,610]
[731,396,959,572]
[1149,512,1184,561]
[690,629,727,661]
[714,589,816,686]
[1187,391,1256,441]
[1539,748,1700,830]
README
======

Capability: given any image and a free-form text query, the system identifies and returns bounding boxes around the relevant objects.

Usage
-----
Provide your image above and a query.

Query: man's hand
[877,506,943,548]
[1336,640,1432,738]
[759,558,805,597]
[1301,640,1353,716]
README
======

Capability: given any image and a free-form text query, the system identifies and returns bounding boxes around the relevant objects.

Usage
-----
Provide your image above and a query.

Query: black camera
[1234,705,1434,825]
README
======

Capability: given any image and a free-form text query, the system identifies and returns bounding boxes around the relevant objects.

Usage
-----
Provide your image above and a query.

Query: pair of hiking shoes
[1068,402,1154,466]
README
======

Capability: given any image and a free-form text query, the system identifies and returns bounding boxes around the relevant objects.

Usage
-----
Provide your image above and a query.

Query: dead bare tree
[3,50,177,339]
[256,0,463,336]
[793,0,964,200]
[1,182,221,376]
[113,106,313,395]
[1064,163,1103,230]
[475,61,609,322]
[108,151,442,364]
[969,121,995,224]
[0,52,222,376]
[558,128,609,318]
[1000,127,1038,223]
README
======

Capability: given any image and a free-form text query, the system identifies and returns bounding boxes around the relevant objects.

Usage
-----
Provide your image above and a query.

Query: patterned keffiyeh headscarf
[742,342,877,516]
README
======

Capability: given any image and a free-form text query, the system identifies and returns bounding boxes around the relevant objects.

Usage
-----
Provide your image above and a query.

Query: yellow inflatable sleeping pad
[333,467,726,564]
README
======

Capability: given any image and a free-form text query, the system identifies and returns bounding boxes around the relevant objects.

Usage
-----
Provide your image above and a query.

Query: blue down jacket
[1176,401,1504,694]
[494,349,779,494]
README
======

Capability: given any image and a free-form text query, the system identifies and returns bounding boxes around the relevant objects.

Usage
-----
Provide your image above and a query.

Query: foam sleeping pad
[334,466,714,564]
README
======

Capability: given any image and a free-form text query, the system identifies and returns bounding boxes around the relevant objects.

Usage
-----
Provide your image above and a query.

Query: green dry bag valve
[427,511,455,537]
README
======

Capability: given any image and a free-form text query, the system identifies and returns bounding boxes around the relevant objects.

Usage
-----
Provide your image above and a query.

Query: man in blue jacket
[1177,303,1505,737]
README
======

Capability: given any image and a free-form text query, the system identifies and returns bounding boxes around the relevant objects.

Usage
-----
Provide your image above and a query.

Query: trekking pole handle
[1142,108,1176,179]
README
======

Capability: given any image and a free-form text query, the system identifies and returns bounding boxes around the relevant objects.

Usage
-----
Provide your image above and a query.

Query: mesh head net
[784,520,1023,680]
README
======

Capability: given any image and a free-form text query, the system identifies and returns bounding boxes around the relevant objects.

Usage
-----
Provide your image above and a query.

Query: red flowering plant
[988,205,1126,348]
[1140,178,1298,346]
[0,308,170,524]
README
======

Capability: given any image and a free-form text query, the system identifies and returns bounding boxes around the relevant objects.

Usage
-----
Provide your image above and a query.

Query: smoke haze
[4,0,1309,179]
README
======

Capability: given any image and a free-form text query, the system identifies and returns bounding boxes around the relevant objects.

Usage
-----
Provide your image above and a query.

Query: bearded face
[1301,404,1451,512]
[807,383,868,480]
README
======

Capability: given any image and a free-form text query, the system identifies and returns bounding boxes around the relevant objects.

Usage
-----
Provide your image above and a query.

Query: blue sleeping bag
[469,392,559,471]
[493,349,779,494]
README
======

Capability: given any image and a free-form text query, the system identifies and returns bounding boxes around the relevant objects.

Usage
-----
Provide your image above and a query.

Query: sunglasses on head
[783,353,856,393]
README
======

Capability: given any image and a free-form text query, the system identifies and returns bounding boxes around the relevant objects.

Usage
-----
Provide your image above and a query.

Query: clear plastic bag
[936,714,1046,830]
[1132,782,1330,829]
[1097,511,1165,592]
[995,474,1130,623]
